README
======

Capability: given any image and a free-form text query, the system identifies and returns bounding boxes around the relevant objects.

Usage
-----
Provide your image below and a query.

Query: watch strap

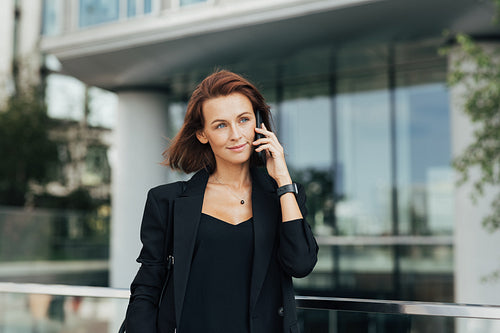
[277,183,298,197]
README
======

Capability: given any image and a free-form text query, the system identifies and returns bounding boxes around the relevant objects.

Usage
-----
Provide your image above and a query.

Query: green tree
[442,0,500,234]
[0,86,59,206]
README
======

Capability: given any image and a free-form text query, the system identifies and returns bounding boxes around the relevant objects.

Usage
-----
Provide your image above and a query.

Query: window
[79,0,120,28]
[144,0,152,13]
[84,145,111,185]
[127,0,136,17]
[42,0,63,36]
[179,0,207,6]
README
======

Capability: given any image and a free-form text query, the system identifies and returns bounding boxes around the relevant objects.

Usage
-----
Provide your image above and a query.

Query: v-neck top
[178,213,254,333]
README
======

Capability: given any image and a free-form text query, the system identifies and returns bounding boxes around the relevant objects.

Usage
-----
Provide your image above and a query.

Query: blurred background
[1,0,500,332]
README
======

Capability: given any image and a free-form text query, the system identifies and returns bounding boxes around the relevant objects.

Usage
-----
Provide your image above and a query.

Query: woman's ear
[196,130,209,144]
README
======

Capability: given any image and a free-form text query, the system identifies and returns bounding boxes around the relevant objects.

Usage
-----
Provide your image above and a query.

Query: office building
[3,0,500,331]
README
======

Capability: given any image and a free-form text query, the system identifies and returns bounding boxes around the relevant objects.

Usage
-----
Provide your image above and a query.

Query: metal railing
[295,296,500,320]
[1,282,500,320]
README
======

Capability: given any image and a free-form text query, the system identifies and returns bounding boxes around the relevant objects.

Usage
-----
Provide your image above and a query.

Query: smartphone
[255,109,266,163]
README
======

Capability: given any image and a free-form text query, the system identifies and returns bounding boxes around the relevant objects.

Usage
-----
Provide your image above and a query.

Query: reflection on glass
[313,246,395,295]
[281,97,332,170]
[395,82,453,236]
[339,245,394,274]
[297,243,453,302]
[79,0,120,28]
[399,245,453,273]
[280,96,335,235]
[336,88,391,236]
[399,244,453,301]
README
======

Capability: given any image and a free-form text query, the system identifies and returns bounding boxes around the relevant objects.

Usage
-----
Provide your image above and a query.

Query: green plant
[440,0,500,233]
[0,86,59,206]
[444,33,500,233]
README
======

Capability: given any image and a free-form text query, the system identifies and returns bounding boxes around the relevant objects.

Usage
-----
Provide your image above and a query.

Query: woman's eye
[216,123,226,129]
[240,117,250,123]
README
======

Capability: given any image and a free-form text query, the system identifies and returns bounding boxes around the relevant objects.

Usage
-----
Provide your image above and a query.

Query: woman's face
[197,93,257,168]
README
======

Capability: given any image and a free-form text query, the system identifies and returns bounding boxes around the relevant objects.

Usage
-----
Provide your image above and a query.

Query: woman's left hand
[253,124,292,187]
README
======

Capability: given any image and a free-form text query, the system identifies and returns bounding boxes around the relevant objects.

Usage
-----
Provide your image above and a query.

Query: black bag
[119,216,176,332]
[119,254,174,332]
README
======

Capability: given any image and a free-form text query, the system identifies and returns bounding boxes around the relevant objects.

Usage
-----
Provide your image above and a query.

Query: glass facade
[275,41,453,302]
[268,42,452,240]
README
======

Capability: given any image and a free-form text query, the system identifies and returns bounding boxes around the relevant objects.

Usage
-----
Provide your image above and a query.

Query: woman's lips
[228,143,247,152]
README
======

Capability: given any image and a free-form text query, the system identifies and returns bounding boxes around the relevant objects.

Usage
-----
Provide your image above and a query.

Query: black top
[178,213,254,333]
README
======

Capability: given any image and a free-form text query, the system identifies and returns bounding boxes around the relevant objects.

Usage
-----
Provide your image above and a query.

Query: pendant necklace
[212,175,249,205]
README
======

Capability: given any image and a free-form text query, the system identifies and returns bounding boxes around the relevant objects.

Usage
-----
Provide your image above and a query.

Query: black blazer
[126,167,318,333]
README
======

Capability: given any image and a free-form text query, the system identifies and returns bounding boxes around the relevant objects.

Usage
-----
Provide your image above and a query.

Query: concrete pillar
[110,91,170,289]
[450,43,500,332]
[0,0,14,106]
[0,0,14,74]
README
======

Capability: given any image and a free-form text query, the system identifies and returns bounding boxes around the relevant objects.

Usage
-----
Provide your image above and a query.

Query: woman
[125,70,318,333]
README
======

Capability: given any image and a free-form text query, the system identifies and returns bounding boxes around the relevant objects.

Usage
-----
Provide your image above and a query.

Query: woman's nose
[229,124,242,139]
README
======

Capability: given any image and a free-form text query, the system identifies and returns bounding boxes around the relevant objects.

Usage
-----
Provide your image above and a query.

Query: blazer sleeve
[125,188,168,332]
[278,183,319,278]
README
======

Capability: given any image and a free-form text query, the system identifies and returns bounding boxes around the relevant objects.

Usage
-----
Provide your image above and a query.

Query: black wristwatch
[277,183,298,198]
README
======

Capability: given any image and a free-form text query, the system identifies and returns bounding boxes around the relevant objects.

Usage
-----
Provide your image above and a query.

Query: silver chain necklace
[212,175,249,205]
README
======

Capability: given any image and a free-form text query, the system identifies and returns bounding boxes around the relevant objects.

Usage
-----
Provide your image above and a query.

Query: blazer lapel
[172,169,208,326]
[249,168,279,312]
